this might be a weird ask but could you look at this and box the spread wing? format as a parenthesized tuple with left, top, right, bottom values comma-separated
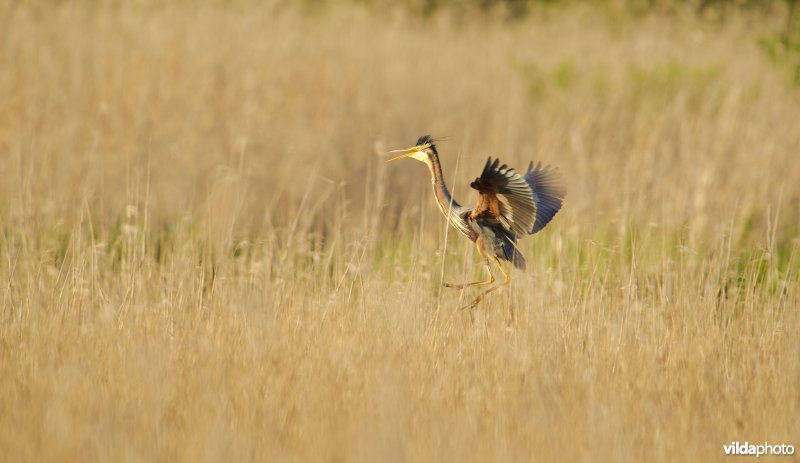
(524, 161, 567, 234)
(469, 157, 567, 236)
(469, 157, 537, 237)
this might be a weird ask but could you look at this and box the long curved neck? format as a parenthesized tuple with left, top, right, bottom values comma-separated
(427, 153, 460, 214)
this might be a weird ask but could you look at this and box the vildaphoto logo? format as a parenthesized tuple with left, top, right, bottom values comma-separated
(723, 441, 795, 458)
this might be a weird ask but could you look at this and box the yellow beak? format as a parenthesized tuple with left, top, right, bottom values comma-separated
(386, 146, 421, 163)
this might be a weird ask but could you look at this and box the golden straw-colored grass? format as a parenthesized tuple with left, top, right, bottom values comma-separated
(1, 2, 798, 461)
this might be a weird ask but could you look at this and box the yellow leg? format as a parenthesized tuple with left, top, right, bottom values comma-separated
(460, 257, 512, 311)
(442, 264, 494, 289)
(494, 257, 511, 284)
(443, 238, 495, 289)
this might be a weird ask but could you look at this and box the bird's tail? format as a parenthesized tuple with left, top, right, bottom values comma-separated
(501, 230, 527, 270)
(524, 162, 567, 234)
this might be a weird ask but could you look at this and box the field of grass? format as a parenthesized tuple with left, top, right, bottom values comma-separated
(1, 1, 798, 461)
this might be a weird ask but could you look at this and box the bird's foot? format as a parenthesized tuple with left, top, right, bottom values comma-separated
(442, 278, 494, 290)
(442, 282, 466, 289)
(459, 293, 485, 311)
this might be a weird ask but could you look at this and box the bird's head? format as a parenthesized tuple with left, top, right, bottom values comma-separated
(386, 135, 441, 164)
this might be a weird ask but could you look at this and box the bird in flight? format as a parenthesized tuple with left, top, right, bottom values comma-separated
(387, 135, 566, 309)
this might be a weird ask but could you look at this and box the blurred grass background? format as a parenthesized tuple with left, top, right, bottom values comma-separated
(0, 0, 798, 461)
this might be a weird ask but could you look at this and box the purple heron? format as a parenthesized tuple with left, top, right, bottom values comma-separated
(388, 135, 566, 309)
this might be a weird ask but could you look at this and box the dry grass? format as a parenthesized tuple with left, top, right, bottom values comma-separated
(1, 1, 799, 461)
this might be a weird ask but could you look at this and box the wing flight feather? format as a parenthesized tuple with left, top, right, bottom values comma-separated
(470, 157, 566, 236)
(469, 157, 537, 237)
